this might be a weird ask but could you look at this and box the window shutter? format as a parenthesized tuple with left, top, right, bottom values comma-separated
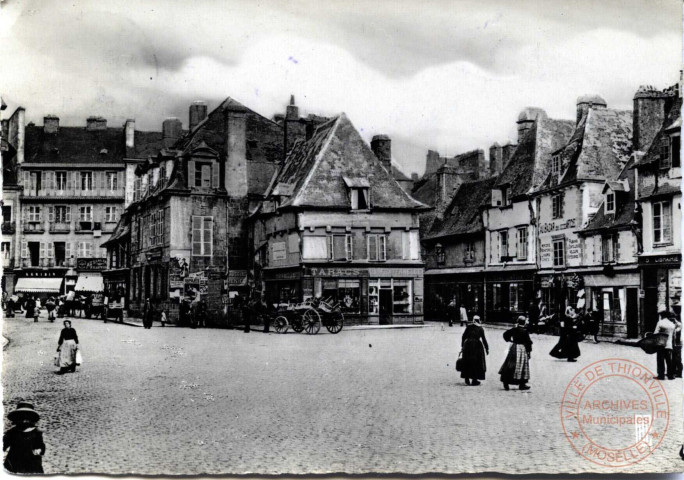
(38, 207, 43, 222)
(20, 240, 27, 259)
(65, 242, 72, 262)
(74, 171, 81, 191)
(48, 206, 54, 222)
(40, 241, 46, 260)
(23, 171, 30, 189)
(65, 206, 72, 223)
(21, 206, 27, 224)
(48, 242, 54, 258)
(401, 231, 409, 260)
(99, 171, 106, 190)
(212, 162, 219, 188)
(87, 242, 93, 258)
(560, 193, 565, 218)
(380, 236, 387, 261)
(188, 160, 195, 189)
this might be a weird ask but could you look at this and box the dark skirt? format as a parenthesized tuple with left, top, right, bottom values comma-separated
(499, 343, 530, 385)
(460, 338, 487, 380)
(550, 333, 581, 359)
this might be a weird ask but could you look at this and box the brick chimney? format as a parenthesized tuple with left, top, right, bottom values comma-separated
(502, 142, 517, 167)
(489, 142, 502, 177)
(124, 119, 135, 149)
(516, 107, 546, 143)
(86, 116, 107, 131)
(189, 101, 208, 131)
(371, 134, 392, 171)
(162, 117, 182, 148)
(44, 115, 59, 134)
(633, 86, 671, 152)
(576, 94, 607, 124)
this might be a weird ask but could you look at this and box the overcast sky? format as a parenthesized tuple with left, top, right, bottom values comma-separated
(1, 0, 680, 175)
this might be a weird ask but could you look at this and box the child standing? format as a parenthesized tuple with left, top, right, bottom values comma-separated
(3, 402, 46, 474)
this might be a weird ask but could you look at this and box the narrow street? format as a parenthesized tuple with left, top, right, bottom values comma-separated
(3, 315, 682, 475)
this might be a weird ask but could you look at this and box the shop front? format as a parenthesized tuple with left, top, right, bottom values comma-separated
(639, 254, 682, 333)
(485, 268, 535, 323)
(583, 271, 640, 338)
(14, 271, 65, 303)
(424, 269, 484, 322)
(263, 265, 424, 325)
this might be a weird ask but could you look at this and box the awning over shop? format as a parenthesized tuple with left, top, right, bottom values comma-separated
(15, 277, 63, 293)
(228, 270, 248, 287)
(75, 275, 104, 292)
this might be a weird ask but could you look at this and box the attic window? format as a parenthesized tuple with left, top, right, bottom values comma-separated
(351, 188, 369, 210)
(605, 192, 615, 214)
(343, 177, 371, 210)
(100, 148, 108, 155)
(501, 186, 509, 206)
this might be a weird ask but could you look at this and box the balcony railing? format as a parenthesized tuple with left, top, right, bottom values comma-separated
(2, 221, 15, 234)
(20, 258, 73, 268)
(22, 222, 45, 233)
(49, 223, 72, 233)
(23, 188, 124, 198)
(75, 221, 102, 233)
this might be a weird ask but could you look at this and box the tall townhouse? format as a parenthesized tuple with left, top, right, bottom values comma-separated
(483, 108, 574, 323)
(422, 176, 498, 321)
(631, 82, 682, 332)
(534, 96, 633, 330)
(577, 159, 640, 338)
(252, 114, 428, 325)
(5, 112, 160, 300)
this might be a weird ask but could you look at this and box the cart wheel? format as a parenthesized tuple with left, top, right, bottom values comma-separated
(274, 316, 289, 334)
(303, 308, 321, 335)
(291, 316, 305, 333)
(325, 311, 344, 334)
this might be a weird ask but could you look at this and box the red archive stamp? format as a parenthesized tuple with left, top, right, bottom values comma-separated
(560, 358, 670, 468)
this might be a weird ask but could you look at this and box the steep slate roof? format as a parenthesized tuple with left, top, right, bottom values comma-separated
(542, 108, 632, 190)
(266, 114, 427, 210)
(424, 176, 498, 240)
(495, 116, 574, 198)
(582, 157, 636, 233)
(130, 131, 164, 159)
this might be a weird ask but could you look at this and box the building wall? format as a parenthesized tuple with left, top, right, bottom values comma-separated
(582, 230, 638, 266)
(423, 236, 485, 270)
(641, 194, 682, 256)
(484, 199, 536, 267)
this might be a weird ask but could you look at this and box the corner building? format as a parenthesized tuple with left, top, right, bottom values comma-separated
(253, 114, 428, 325)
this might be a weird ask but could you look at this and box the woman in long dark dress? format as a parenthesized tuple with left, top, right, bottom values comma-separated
(24, 295, 35, 319)
(57, 320, 79, 374)
(460, 315, 489, 386)
(499, 316, 533, 390)
(550, 306, 581, 362)
(3, 402, 45, 474)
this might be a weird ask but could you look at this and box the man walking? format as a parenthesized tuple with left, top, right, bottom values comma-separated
(653, 309, 679, 380)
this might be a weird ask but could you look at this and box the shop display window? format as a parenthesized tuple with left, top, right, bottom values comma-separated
(393, 279, 412, 314)
(321, 278, 360, 313)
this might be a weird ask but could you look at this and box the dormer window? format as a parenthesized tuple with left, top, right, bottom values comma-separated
(552, 154, 562, 177)
(605, 192, 615, 214)
(501, 186, 509, 206)
(435, 243, 445, 264)
(350, 188, 369, 210)
(343, 177, 370, 211)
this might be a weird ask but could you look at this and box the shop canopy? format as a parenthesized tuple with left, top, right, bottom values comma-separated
(15, 277, 63, 293)
(75, 275, 104, 293)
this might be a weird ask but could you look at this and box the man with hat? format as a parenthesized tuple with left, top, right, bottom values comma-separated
(3, 401, 45, 473)
(653, 308, 679, 380)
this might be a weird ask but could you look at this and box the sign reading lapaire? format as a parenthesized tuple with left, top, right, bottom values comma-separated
(638, 254, 681, 265)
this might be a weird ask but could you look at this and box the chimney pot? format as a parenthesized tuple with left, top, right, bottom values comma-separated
(124, 119, 135, 149)
(44, 115, 59, 134)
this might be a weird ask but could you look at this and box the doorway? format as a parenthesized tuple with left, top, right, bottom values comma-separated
(626, 287, 639, 338)
(54, 242, 66, 267)
(379, 287, 392, 325)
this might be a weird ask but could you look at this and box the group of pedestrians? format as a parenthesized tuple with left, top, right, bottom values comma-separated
(458, 315, 532, 390)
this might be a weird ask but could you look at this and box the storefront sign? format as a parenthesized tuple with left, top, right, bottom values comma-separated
(540, 243, 552, 263)
(266, 271, 301, 281)
(271, 242, 287, 261)
(169, 280, 184, 289)
(638, 254, 682, 265)
(305, 267, 369, 277)
(145, 249, 163, 261)
(368, 267, 424, 278)
(567, 238, 580, 260)
(76, 258, 107, 271)
(539, 218, 576, 234)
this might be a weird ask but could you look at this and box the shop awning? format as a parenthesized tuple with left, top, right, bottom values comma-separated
(15, 277, 63, 293)
(75, 275, 104, 292)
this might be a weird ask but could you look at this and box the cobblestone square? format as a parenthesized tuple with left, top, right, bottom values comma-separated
(3, 316, 682, 475)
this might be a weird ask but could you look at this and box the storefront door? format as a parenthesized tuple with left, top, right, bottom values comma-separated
(379, 288, 392, 324)
(626, 287, 638, 338)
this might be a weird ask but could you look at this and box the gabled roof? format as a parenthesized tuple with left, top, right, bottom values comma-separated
(582, 157, 636, 233)
(542, 108, 632, 190)
(495, 116, 574, 198)
(265, 114, 427, 210)
(424, 176, 498, 240)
